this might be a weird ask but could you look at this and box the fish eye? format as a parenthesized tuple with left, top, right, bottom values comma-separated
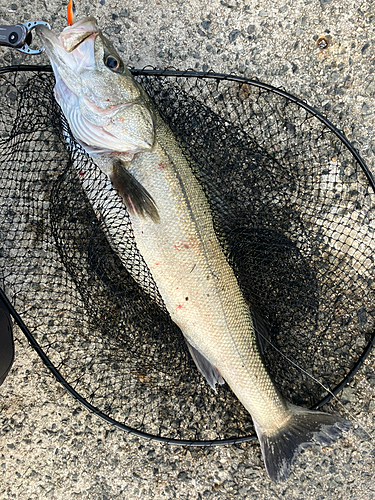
(104, 55, 122, 72)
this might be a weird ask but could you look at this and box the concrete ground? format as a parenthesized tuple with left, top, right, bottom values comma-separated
(0, 0, 375, 499)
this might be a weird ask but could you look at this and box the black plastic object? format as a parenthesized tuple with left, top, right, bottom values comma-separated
(0, 25, 27, 49)
(0, 65, 374, 445)
(0, 296, 14, 386)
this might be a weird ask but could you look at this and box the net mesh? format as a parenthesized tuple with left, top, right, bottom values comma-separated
(0, 68, 374, 442)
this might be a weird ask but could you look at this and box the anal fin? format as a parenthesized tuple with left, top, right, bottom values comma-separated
(185, 339, 224, 391)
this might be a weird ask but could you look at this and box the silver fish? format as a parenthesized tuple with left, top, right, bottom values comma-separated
(38, 17, 351, 482)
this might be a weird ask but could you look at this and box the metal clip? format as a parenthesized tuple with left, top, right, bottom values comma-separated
(18, 21, 51, 55)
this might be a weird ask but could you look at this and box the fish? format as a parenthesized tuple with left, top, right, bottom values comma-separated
(37, 16, 351, 482)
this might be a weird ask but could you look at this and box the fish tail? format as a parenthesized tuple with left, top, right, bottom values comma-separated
(254, 403, 351, 482)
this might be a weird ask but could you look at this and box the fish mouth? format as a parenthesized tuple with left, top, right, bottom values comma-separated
(37, 17, 100, 107)
(38, 17, 100, 79)
(38, 16, 98, 54)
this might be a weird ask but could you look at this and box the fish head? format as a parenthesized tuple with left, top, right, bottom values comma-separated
(38, 18, 155, 154)
(38, 17, 137, 107)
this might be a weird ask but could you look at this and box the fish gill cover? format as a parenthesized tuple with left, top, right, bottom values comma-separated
(0, 67, 374, 443)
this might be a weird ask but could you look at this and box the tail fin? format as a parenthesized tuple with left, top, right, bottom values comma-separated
(254, 404, 352, 482)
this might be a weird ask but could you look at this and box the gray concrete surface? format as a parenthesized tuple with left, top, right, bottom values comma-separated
(0, 0, 375, 499)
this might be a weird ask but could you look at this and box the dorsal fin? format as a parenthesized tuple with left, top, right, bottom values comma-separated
(250, 306, 270, 354)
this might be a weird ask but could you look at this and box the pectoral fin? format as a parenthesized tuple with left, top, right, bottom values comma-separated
(109, 159, 160, 223)
(185, 339, 224, 391)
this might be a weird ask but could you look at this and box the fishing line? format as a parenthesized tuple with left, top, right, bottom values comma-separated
(258, 330, 375, 447)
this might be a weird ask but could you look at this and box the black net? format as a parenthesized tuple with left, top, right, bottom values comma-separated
(0, 67, 374, 443)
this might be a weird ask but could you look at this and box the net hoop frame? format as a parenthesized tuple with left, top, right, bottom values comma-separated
(0, 64, 374, 446)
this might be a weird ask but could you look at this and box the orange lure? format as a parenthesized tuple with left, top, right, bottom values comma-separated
(67, 0, 76, 26)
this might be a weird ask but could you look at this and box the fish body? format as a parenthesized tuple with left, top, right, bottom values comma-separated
(38, 18, 351, 481)
(120, 116, 290, 431)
